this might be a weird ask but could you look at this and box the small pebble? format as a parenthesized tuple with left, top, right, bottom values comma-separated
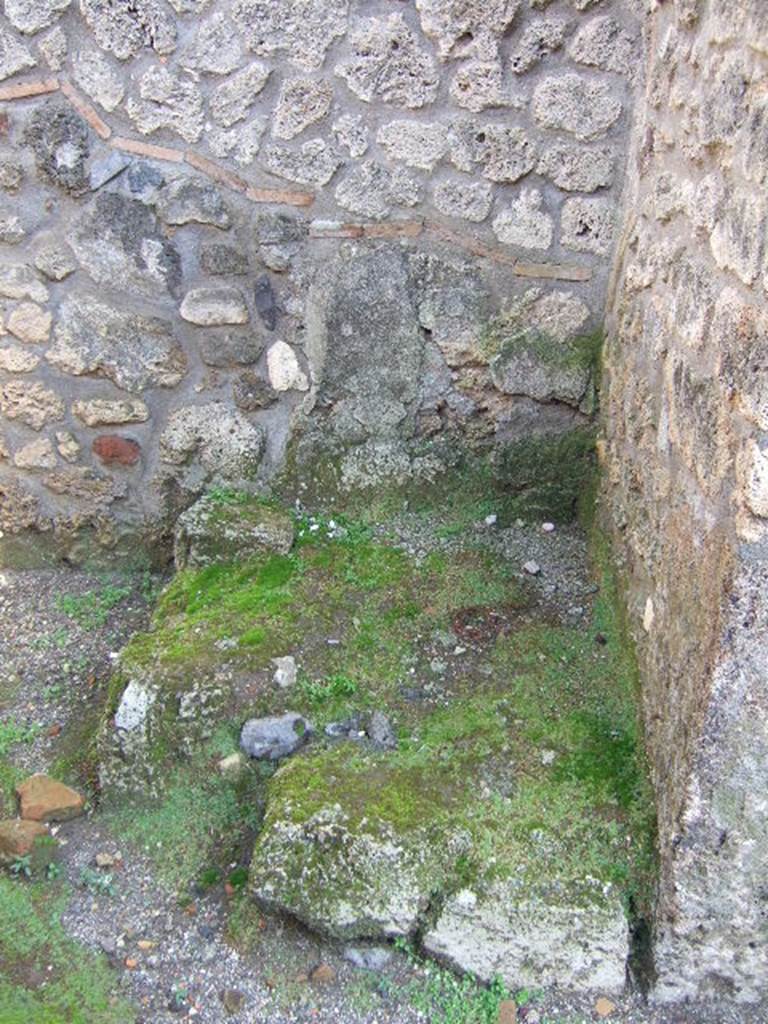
(541, 522, 555, 533)
(484, 514, 498, 526)
(523, 560, 541, 576)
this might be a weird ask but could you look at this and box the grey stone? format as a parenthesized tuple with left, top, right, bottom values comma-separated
(538, 143, 614, 192)
(262, 139, 340, 188)
(0, 161, 23, 193)
(200, 244, 249, 276)
(72, 48, 124, 111)
(210, 63, 270, 128)
(72, 398, 149, 427)
(0, 265, 48, 302)
(157, 177, 230, 229)
(179, 12, 243, 75)
(5, 0, 70, 36)
(7, 302, 52, 342)
(0, 24, 35, 79)
(255, 212, 307, 246)
(343, 946, 393, 971)
(335, 162, 421, 220)
(209, 118, 266, 166)
(449, 59, 508, 113)
(70, 192, 181, 297)
(481, 125, 538, 183)
(0, 213, 26, 245)
(232, 0, 348, 72)
(366, 711, 397, 751)
(24, 101, 90, 196)
(159, 402, 265, 487)
(490, 336, 591, 408)
(532, 73, 622, 141)
(416, 0, 523, 61)
(253, 275, 279, 331)
(37, 24, 67, 69)
(492, 189, 553, 250)
(432, 180, 492, 222)
(0, 345, 40, 373)
(0, 380, 64, 431)
(332, 114, 369, 158)
(48, 294, 186, 391)
(125, 160, 165, 201)
(376, 121, 447, 171)
(560, 197, 616, 255)
(80, 0, 176, 60)
(233, 371, 277, 412)
(568, 15, 637, 76)
(13, 437, 57, 469)
(174, 493, 295, 570)
(34, 246, 76, 281)
(272, 656, 297, 689)
(336, 14, 439, 109)
(273, 78, 334, 140)
(88, 149, 129, 190)
(127, 66, 204, 143)
(510, 18, 568, 73)
(423, 878, 629, 992)
(240, 713, 312, 760)
(198, 328, 264, 367)
(180, 287, 249, 327)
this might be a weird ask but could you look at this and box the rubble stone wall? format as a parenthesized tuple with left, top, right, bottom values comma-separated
(602, 0, 768, 1002)
(0, 0, 640, 563)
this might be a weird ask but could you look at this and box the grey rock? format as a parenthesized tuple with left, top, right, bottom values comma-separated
(0, 264, 48, 302)
(492, 189, 553, 250)
(560, 197, 616, 255)
(423, 878, 629, 992)
(233, 371, 277, 411)
(0, 161, 23, 193)
(88, 149, 129, 190)
(272, 656, 297, 690)
(72, 48, 124, 111)
(332, 114, 369, 158)
(0, 380, 64, 430)
(253, 275, 279, 331)
(366, 711, 397, 751)
(449, 59, 508, 113)
(262, 139, 340, 188)
(343, 946, 393, 971)
(376, 121, 447, 171)
(232, 0, 348, 72)
(510, 18, 568, 73)
(48, 294, 186, 391)
(71, 192, 181, 297)
(432, 180, 492, 222)
(532, 73, 622, 141)
(180, 287, 249, 326)
(208, 118, 266, 166)
(0, 24, 35, 79)
(568, 15, 637, 76)
(336, 14, 439, 109)
(179, 12, 242, 75)
(174, 493, 295, 570)
(127, 66, 204, 144)
(37, 24, 67, 69)
(335, 161, 421, 220)
(24, 101, 90, 196)
(125, 160, 165, 201)
(200, 244, 249, 276)
(255, 212, 307, 246)
(34, 245, 77, 281)
(198, 328, 264, 367)
(209, 63, 270, 128)
(416, 0, 522, 61)
(273, 78, 334, 140)
(5, 0, 70, 35)
(157, 177, 230, 229)
(491, 333, 589, 407)
(80, 0, 176, 60)
(538, 143, 614, 192)
(0, 213, 26, 244)
(159, 402, 265, 487)
(240, 713, 312, 760)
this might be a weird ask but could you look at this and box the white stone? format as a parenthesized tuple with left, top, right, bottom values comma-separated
(267, 341, 309, 392)
(114, 680, 157, 733)
(210, 63, 270, 127)
(742, 440, 768, 519)
(492, 189, 553, 250)
(332, 114, 369, 157)
(13, 437, 56, 470)
(433, 180, 493, 222)
(0, 345, 40, 372)
(72, 398, 150, 427)
(7, 302, 52, 343)
(376, 121, 448, 171)
(523, 560, 541, 575)
(561, 197, 616, 255)
(5, 0, 70, 35)
(272, 655, 297, 689)
(180, 287, 249, 326)
(72, 48, 124, 112)
(273, 78, 334, 140)
(0, 266, 48, 303)
(532, 73, 622, 141)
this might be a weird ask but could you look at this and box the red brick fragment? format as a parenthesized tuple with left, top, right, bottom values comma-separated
(92, 436, 141, 467)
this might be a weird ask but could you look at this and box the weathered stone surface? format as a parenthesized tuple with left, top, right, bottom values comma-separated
(72, 398, 149, 427)
(449, 59, 507, 113)
(0, 345, 40, 373)
(273, 78, 333, 140)
(0, 380, 64, 430)
(16, 773, 85, 822)
(433, 180, 492, 222)
(72, 47, 124, 111)
(179, 12, 242, 74)
(335, 162, 421, 220)
(416, 0, 523, 61)
(233, 371, 277, 411)
(568, 15, 637, 76)
(492, 189, 553, 250)
(263, 139, 340, 188)
(266, 340, 308, 392)
(423, 878, 629, 992)
(532, 74, 622, 141)
(332, 114, 369, 157)
(159, 402, 265, 486)
(180, 286, 249, 326)
(0, 24, 35, 79)
(490, 338, 590, 407)
(5, 0, 70, 35)
(0, 212, 26, 246)
(336, 14, 439, 109)
(241, 713, 312, 760)
(210, 62, 270, 127)
(71, 193, 181, 298)
(199, 329, 264, 368)
(174, 493, 295, 569)
(80, 0, 176, 60)
(561, 197, 616, 255)
(233, 0, 348, 72)
(538, 144, 614, 192)
(209, 118, 266, 166)
(127, 66, 204, 143)
(92, 435, 141, 466)
(34, 245, 77, 282)
(48, 294, 185, 391)
(157, 177, 230, 229)
(510, 18, 568, 73)
(376, 121, 447, 171)
(38, 24, 67, 69)
(481, 126, 538, 183)
(0, 160, 23, 193)
(14, 437, 57, 469)
(25, 101, 90, 196)
(0, 266, 48, 303)
(56, 431, 80, 462)
(7, 303, 52, 343)
(199, 244, 249, 277)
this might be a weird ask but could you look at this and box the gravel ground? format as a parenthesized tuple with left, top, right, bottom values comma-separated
(1, 532, 766, 1024)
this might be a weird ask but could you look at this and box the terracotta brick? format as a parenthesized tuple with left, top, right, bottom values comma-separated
(92, 435, 141, 467)
(364, 220, 424, 239)
(309, 221, 364, 239)
(111, 136, 184, 163)
(59, 80, 111, 140)
(0, 77, 59, 102)
(513, 262, 592, 282)
(427, 224, 519, 267)
(184, 150, 248, 193)
(245, 185, 314, 208)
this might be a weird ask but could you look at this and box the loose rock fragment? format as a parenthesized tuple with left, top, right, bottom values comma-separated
(240, 713, 312, 760)
(16, 773, 85, 822)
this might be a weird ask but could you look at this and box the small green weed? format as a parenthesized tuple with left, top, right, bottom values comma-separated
(9, 856, 31, 880)
(298, 672, 358, 705)
(0, 719, 41, 757)
(56, 581, 131, 630)
(397, 940, 510, 1024)
(79, 867, 115, 898)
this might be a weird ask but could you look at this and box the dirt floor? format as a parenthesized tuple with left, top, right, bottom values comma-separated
(0, 526, 766, 1024)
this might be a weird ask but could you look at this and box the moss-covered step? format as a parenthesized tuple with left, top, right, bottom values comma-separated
(174, 491, 295, 570)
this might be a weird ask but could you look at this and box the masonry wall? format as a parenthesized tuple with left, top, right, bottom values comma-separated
(602, 0, 768, 1002)
(0, 0, 640, 564)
